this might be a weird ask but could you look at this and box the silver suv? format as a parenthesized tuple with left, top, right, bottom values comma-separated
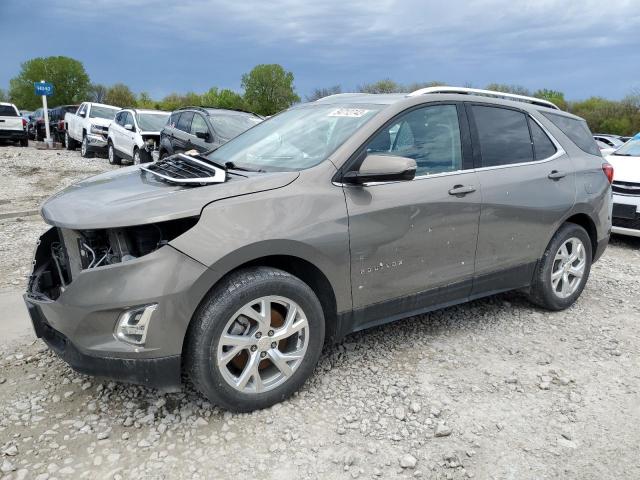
(25, 87, 612, 412)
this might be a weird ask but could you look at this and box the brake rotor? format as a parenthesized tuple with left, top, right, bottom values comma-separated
(230, 303, 288, 371)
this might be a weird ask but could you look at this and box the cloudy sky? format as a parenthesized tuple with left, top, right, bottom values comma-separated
(1, 0, 639, 100)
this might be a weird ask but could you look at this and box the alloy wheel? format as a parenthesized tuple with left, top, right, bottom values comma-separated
(108, 145, 114, 163)
(551, 237, 586, 299)
(216, 295, 309, 394)
(134, 150, 140, 164)
(81, 138, 87, 156)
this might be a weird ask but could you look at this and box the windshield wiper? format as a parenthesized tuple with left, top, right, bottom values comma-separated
(224, 161, 265, 173)
(612, 153, 632, 156)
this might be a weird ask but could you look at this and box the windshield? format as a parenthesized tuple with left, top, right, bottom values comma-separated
(210, 114, 262, 141)
(137, 112, 169, 131)
(90, 106, 119, 120)
(613, 139, 640, 157)
(207, 104, 383, 171)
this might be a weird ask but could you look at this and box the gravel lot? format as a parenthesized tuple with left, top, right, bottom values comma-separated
(1, 144, 639, 479)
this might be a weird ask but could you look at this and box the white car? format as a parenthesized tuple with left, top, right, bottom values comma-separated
(107, 109, 169, 165)
(595, 139, 616, 157)
(64, 102, 120, 157)
(0, 102, 28, 146)
(606, 136, 640, 237)
(594, 134, 625, 149)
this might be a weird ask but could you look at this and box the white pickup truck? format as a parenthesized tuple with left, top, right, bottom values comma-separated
(0, 102, 28, 147)
(64, 102, 120, 158)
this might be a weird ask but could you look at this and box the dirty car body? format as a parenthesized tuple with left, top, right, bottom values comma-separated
(25, 88, 612, 405)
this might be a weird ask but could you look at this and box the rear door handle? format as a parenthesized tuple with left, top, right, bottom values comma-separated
(548, 170, 566, 180)
(448, 185, 476, 196)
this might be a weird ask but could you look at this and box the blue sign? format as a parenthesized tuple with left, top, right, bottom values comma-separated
(34, 82, 54, 96)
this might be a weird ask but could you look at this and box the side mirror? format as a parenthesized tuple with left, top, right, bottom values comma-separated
(124, 124, 134, 131)
(343, 154, 416, 184)
(195, 130, 210, 141)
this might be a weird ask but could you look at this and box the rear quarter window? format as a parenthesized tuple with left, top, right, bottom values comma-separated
(541, 112, 600, 156)
(0, 105, 18, 116)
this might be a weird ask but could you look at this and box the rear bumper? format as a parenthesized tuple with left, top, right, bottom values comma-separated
(0, 129, 27, 140)
(25, 300, 181, 389)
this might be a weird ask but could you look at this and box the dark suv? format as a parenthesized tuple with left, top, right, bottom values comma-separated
(49, 105, 79, 143)
(158, 106, 262, 158)
(27, 108, 48, 141)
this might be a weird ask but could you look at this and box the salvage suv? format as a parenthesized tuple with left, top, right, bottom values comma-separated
(25, 87, 612, 412)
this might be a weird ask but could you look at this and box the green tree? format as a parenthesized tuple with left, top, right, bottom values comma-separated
(357, 79, 402, 94)
(533, 89, 568, 110)
(104, 83, 136, 108)
(9, 56, 91, 109)
(0, 88, 8, 102)
(241, 64, 300, 115)
(88, 83, 108, 103)
(485, 83, 531, 96)
(306, 85, 342, 102)
(137, 92, 160, 109)
(404, 81, 446, 92)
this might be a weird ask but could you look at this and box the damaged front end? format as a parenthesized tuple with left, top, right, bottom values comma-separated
(141, 134, 160, 154)
(28, 217, 198, 300)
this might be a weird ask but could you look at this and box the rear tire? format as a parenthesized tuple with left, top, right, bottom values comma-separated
(185, 267, 325, 412)
(65, 131, 76, 150)
(19, 138, 28, 147)
(527, 223, 592, 311)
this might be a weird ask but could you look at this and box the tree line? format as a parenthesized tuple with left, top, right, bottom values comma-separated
(1, 56, 639, 135)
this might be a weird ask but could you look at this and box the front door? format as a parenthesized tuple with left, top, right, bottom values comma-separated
(343, 103, 481, 328)
(466, 103, 576, 294)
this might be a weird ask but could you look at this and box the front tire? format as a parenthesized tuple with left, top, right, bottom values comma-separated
(19, 138, 28, 147)
(81, 136, 94, 158)
(108, 142, 121, 165)
(528, 223, 592, 311)
(185, 267, 325, 412)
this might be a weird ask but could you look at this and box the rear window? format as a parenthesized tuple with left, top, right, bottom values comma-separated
(529, 120, 557, 160)
(472, 105, 533, 167)
(209, 113, 262, 141)
(542, 112, 600, 156)
(0, 105, 18, 116)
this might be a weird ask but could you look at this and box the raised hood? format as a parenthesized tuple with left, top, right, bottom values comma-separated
(41, 165, 299, 229)
(606, 154, 640, 183)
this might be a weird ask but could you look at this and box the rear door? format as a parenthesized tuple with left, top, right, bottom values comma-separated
(111, 111, 125, 152)
(173, 112, 194, 152)
(467, 103, 576, 295)
(344, 103, 481, 327)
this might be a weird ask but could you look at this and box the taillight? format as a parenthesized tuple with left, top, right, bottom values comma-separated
(58, 120, 64, 129)
(22, 118, 27, 129)
(602, 163, 614, 184)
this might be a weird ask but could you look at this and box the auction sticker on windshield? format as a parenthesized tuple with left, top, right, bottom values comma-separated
(328, 108, 371, 118)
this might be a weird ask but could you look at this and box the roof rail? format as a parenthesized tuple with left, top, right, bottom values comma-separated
(407, 86, 560, 110)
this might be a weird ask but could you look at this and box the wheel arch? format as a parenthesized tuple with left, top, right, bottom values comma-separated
(563, 213, 597, 258)
(182, 252, 341, 361)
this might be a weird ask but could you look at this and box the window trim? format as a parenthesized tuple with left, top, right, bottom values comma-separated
(333, 101, 473, 184)
(465, 102, 565, 172)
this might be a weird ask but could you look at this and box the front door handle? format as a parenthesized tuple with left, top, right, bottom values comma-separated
(548, 170, 566, 180)
(448, 185, 476, 196)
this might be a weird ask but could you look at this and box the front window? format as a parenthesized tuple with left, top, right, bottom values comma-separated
(207, 104, 383, 171)
(90, 106, 119, 120)
(612, 139, 640, 157)
(136, 112, 169, 131)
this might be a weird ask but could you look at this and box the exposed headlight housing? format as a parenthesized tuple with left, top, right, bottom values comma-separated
(90, 124, 103, 134)
(115, 304, 157, 345)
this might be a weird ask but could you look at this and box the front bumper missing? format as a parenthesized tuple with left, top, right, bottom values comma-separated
(25, 228, 213, 388)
